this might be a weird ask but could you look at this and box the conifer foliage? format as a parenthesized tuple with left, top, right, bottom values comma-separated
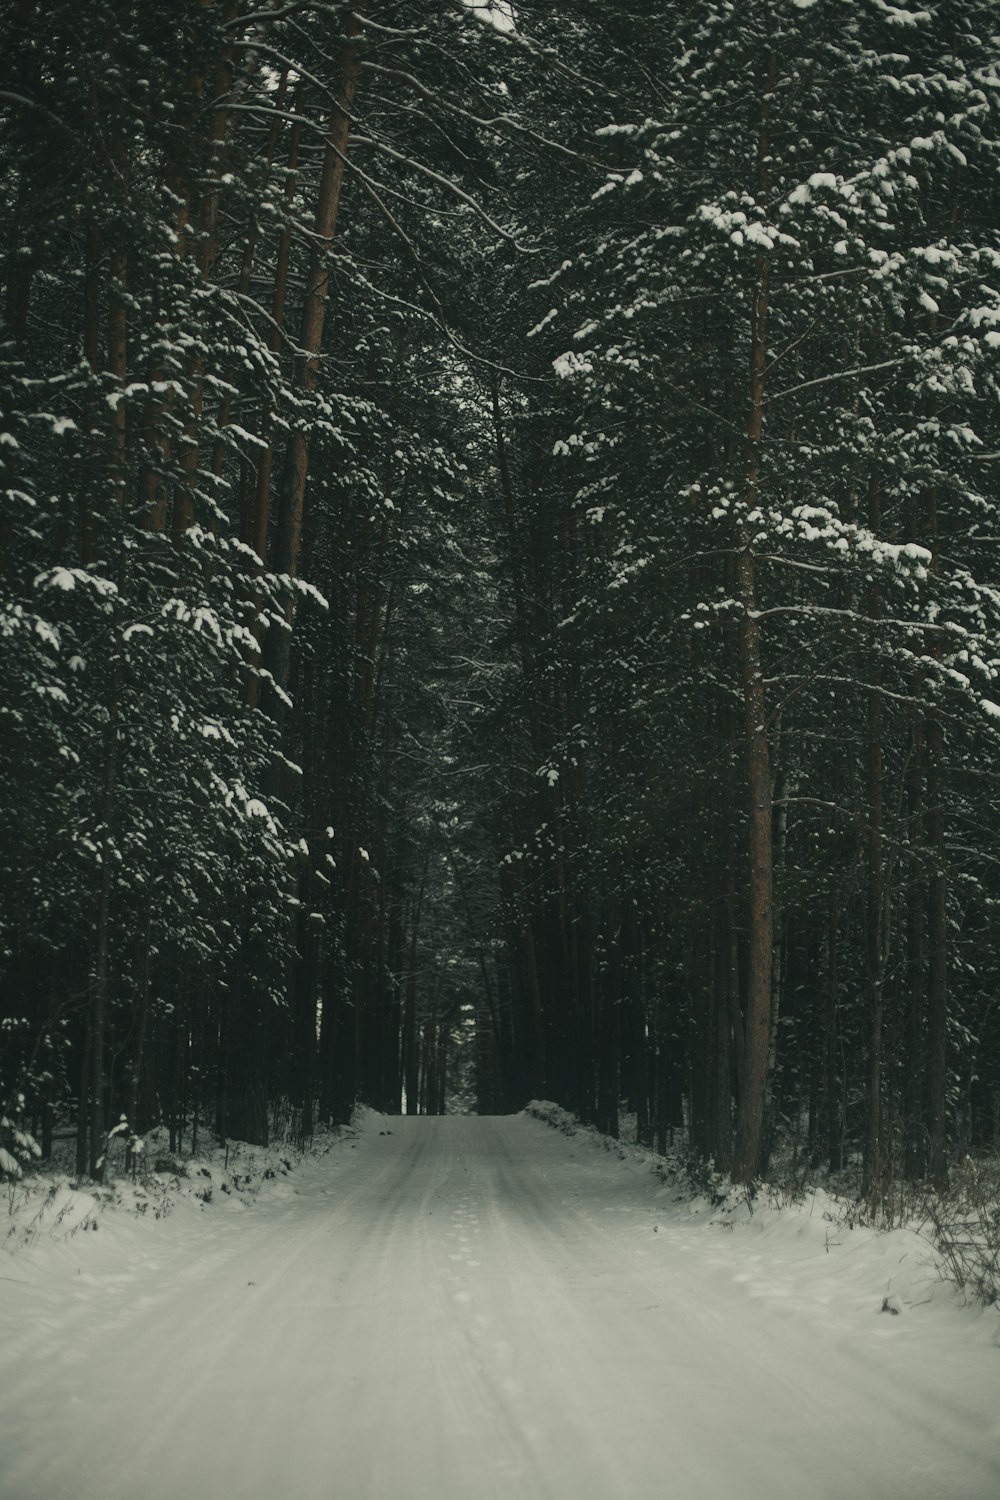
(1, 0, 999, 1196)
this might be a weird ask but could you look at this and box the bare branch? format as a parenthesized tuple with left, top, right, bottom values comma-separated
(771, 357, 912, 403)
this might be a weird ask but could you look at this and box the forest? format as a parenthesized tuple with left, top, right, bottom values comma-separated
(2, 0, 999, 1200)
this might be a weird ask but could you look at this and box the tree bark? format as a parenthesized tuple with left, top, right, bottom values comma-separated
(862, 688, 884, 1202)
(261, 17, 363, 712)
(825, 893, 843, 1172)
(731, 250, 773, 1184)
(927, 715, 949, 1190)
(905, 718, 927, 1178)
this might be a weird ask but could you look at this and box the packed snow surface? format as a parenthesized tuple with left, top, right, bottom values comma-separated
(2, 1112, 998, 1500)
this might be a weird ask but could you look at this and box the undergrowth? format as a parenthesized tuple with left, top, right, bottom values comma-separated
(526, 1100, 1000, 1306)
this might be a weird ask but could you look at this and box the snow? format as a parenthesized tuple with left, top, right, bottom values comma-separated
(33, 619, 60, 650)
(34, 567, 118, 598)
(744, 222, 775, 250)
(1, 1112, 997, 1500)
(553, 349, 594, 379)
(789, 172, 840, 204)
(528, 259, 572, 291)
(527, 308, 558, 338)
(460, 0, 516, 34)
(873, 2, 931, 26)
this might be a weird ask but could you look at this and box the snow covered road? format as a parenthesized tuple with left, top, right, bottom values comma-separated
(2, 1113, 998, 1500)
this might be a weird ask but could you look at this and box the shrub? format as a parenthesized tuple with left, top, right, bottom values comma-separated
(920, 1156, 1000, 1306)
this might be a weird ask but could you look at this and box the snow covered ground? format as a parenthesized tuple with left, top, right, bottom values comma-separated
(1, 1109, 997, 1500)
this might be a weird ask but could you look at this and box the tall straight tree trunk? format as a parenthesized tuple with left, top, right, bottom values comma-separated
(172, 0, 240, 541)
(262, 16, 363, 712)
(714, 904, 733, 1172)
(520, 913, 546, 1101)
(862, 466, 886, 1203)
(126, 922, 153, 1136)
(242, 76, 305, 564)
(212, 66, 292, 482)
(225, 917, 270, 1146)
(81, 218, 102, 565)
(76, 1024, 91, 1181)
(137, 17, 207, 532)
(862, 694, 885, 1202)
(723, 775, 746, 1123)
(905, 717, 927, 1178)
(731, 248, 773, 1184)
(89, 852, 112, 1181)
(825, 893, 843, 1172)
(491, 376, 535, 684)
(730, 29, 777, 1183)
(3, 165, 36, 348)
(436, 1024, 448, 1117)
(290, 870, 320, 1142)
(927, 715, 949, 1190)
(401, 857, 428, 1114)
(88, 234, 128, 1183)
(691, 919, 713, 1160)
(595, 902, 621, 1139)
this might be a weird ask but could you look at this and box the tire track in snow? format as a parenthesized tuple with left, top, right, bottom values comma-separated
(2, 1114, 998, 1500)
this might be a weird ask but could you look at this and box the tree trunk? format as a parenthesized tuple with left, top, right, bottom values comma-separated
(714, 905, 733, 1172)
(927, 715, 949, 1190)
(862, 689, 885, 1202)
(261, 18, 363, 713)
(825, 894, 843, 1173)
(126, 923, 153, 1136)
(242, 76, 305, 565)
(731, 250, 773, 1184)
(905, 718, 927, 1178)
(87, 228, 128, 1183)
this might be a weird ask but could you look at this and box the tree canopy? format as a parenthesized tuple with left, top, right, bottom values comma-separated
(2, 0, 999, 1198)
